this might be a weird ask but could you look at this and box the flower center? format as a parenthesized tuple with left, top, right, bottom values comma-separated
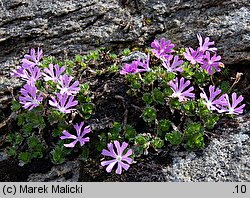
(206, 100, 212, 108)
(59, 107, 66, 113)
(61, 87, 68, 94)
(228, 107, 234, 114)
(116, 156, 122, 161)
(32, 99, 39, 105)
(172, 91, 181, 98)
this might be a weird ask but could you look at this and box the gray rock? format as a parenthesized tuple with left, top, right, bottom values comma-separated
(28, 160, 81, 182)
(0, 151, 8, 161)
(0, 0, 249, 72)
(122, 51, 147, 62)
(163, 113, 250, 181)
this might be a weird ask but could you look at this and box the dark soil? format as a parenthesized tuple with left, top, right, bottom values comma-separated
(79, 153, 171, 182)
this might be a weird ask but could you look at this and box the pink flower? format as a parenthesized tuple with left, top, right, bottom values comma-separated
(218, 93, 245, 115)
(120, 54, 150, 75)
(49, 93, 78, 114)
(22, 48, 43, 69)
(201, 51, 221, 75)
(19, 84, 43, 110)
(168, 77, 195, 102)
(60, 122, 91, 148)
(183, 47, 204, 65)
(12, 66, 41, 86)
(151, 38, 174, 59)
(162, 55, 184, 73)
(57, 74, 80, 95)
(197, 33, 217, 52)
(43, 64, 65, 82)
(101, 141, 133, 174)
(200, 85, 224, 111)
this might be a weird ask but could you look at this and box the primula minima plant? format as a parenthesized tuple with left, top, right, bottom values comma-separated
(121, 33, 245, 153)
(9, 33, 246, 175)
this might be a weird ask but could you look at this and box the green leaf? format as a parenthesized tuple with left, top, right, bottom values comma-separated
(32, 151, 43, 159)
(6, 133, 23, 146)
(125, 125, 137, 141)
(152, 88, 164, 104)
(151, 137, 164, 149)
(80, 83, 89, 94)
(183, 101, 196, 115)
(6, 133, 15, 143)
(135, 135, 147, 145)
(80, 147, 89, 161)
(109, 53, 118, 60)
(131, 81, 141, 90)
(143, 71, 157, 85)
(96, 140, 107, 152)
(88, 50, 99, 60)
(51, 145, 66, 165)
(163, 87, 173, 97)
(7, 147, 17, 157)
(75, 54, 82, 63)
(66, 67, 73, 76)
(142, 106, 156, 124)
(185, 133, 205, 150)
(109, 122, 121, 141)
(158, 119, 171, 136)
(204, 114, 219, 129)
(165, 131, 182, 146)
(23, 123, 33, 136)
(11, 101, 21, 111)
(28, 136, 40, 149)
(15, 134, 23, 146)
(184, 122, 205, 150)
(17, 114, 25, 126)
(220, 81, 230, 94)
(163, 72, 175, 82)
(123, 48, 131, 56)
(183, 63, 194, 78)
(52, 129, 62, 138)
(64, 59, 75, 68)
(80, 103, 94, 119)
(142, 93, 153, 105)
(27, 136, 45, 155)
(19, 152, 32, 164)
(107, 64, 119, 73)
(171, 98, 181, 109)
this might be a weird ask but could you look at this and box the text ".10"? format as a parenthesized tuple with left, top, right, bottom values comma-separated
(234, 185, 247, 194)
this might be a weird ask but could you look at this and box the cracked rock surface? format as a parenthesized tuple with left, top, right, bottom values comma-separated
(163, 113, 250, 182)
(0, 0, 249, 70)
(0, 0, 249, 96)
